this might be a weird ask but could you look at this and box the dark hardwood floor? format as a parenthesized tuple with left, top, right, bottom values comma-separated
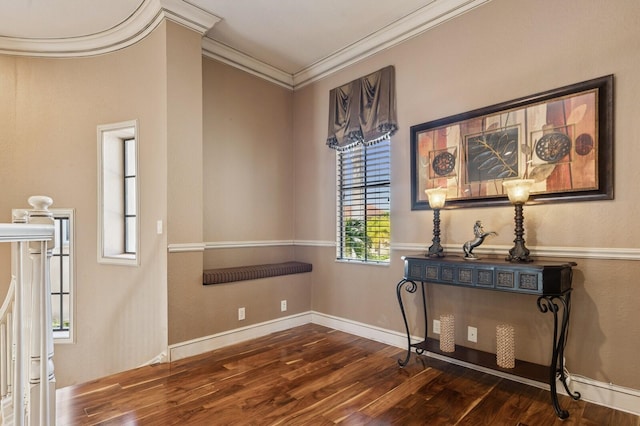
(56, 324, 639, 425)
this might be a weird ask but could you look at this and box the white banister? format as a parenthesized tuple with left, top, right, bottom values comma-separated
(27, 196, 55, 426)
(0, 197, 55, 426)
(0, 280, 14, 398)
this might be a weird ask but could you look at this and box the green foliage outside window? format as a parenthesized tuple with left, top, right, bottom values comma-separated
(344, 213, 390, 262)
(367, 213, 390, 261)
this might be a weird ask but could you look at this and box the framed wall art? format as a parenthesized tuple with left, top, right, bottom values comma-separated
(410, 75, 613, 210)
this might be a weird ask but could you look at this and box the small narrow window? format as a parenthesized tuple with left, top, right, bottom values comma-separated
(51, 211, 74, 342)
(124, 138, 137, 254)
(13, 208, 75, 342)
(97, 120, 139, 265)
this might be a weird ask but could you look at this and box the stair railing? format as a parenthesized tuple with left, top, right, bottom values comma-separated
(0, 196, 56, 426)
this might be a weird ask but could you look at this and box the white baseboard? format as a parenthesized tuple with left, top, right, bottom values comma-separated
(569, 375, 640, 416)
(310, 311, 410, 348)
(140, 351, 167, 367)
(168, 311, 640, 416)
(168, 312, 312, 361)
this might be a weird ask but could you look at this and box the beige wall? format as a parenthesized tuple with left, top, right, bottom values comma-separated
(293, 0, 640, 389)
(166, 23, 204, 246)
(202, 59, 294, 244)
(166, 58, 311, 345)
(164, 22, 205, 346)
(0, 23, 174, 387)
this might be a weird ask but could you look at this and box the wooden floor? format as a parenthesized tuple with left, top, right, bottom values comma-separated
(56, 324, 639, 425)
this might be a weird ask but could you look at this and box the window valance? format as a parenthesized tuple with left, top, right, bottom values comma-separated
(326, 65, 398, 150)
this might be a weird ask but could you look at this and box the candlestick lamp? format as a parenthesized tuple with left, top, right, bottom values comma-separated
(503, 179, 534, 262)
(425, 187, 447, 257)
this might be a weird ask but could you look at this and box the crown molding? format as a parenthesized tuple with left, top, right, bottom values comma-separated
(161, 0, 220, 34)
(292, 0, 490, 89)
(0, 0, 219, 58)
(0, 0, 487, 88)
(201, 38, 295, 90)
(201, 0, 490, 90)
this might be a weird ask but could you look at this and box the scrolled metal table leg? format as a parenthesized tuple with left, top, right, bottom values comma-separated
(556, 291, 581, 401)
(414, 282, 428, 356)
(396, 279, 417, 367)
(537, 291, 581, 419)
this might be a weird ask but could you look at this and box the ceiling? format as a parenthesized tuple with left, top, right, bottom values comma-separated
(0, 0, 489, 89)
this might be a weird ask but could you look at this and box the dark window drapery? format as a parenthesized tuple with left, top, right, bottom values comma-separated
(326, 65, 398, 150)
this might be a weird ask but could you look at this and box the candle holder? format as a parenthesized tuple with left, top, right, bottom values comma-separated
(425, 188, 447, 257)
(496, 324, 516, 368)
(503, 179, 534, 263)
(440, 314, 455, 353)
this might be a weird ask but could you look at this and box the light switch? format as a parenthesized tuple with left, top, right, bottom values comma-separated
(156, 220, 163, 235)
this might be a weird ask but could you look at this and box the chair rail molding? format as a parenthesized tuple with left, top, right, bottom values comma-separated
(167, 240, 640, 260)
(392, 243, 640, 261)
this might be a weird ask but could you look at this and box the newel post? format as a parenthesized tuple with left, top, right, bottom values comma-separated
(26, 196, 56, 426)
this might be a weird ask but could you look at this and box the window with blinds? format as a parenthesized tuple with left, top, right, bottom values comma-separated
(337, 139, 391, 263)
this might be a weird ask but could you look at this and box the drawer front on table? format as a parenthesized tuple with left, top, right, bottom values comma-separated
(404, 259, 544, 294)
(495, 269, 542, 293)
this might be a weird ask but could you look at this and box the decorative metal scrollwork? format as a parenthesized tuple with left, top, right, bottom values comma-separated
(398, 279, 418, 295)
(537, 292, 581, 419)
(432, 151, 456, 176)
(535, 132, 571, 162)
(536, 295, 560, 314)
(396, 279, 419, 366)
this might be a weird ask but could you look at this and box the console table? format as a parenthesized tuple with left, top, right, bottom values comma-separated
(396, 255, 581, 419)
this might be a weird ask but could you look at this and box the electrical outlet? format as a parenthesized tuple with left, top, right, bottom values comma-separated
(468, 326, 477, 343)
(280, 300, 287, 312)
(433, 319, 441, 334)
(238, 307, 245, 321)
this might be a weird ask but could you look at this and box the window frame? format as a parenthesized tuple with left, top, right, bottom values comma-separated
(336, 139, 391, 264)
(123, 137, 137, 255)
(97, 120, 139, 266)
(51, 210, 75, 343)
(12, 208, 75, 342)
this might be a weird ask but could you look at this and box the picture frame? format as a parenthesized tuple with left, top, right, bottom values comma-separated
(410, 75, 613, 210)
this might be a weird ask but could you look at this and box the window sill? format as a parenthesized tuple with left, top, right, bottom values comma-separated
(53, 330, 72, 343)
(99, 253, 138, 266)
(335, 259, 390, 266)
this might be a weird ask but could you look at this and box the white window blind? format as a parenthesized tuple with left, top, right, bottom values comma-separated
(337, 139, 391, 263)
